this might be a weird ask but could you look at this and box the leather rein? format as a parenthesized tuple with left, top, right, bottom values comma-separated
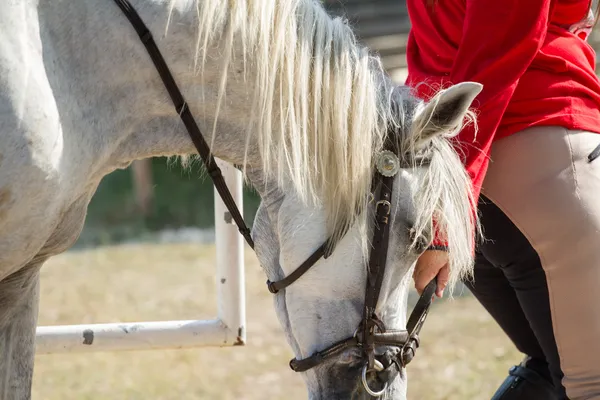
(112, 0, 437, 396)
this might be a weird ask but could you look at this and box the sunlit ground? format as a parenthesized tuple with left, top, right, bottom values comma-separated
(33, 243, 521, 400)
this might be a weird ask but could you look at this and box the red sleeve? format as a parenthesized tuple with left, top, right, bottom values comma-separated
(431, 0, 555, 248)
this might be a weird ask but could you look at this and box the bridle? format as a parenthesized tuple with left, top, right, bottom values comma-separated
(112, 0, 438, 396)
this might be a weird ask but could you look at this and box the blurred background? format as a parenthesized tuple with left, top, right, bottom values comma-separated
(32, 1, 600, 399)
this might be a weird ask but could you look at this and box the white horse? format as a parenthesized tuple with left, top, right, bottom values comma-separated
(0, 0, 481, 398)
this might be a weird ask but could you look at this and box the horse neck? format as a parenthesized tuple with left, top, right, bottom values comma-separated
(35, 0, 256, 186)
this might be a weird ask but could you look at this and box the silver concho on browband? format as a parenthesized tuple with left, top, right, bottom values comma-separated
(376, 150, 400, 177)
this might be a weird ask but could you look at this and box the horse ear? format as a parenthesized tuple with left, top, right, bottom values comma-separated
(412, 82, 482, 147)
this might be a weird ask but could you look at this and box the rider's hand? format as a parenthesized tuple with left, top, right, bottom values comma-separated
(413, 250, 449, 298)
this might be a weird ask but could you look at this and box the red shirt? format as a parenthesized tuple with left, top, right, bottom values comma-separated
(405, 0, 600, 206)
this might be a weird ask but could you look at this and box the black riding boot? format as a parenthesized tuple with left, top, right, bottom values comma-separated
(491, 357, 560, 400)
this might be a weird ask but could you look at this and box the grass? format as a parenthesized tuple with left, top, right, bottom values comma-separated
(33, 243, 522, 400)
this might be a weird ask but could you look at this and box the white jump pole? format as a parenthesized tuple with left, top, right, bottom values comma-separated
(35, 159, 246, 354)
(214, 159, 246, 346)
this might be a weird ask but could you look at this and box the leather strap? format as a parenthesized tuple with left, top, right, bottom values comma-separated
(362, 174, 394, 369)
(289, 337, 360, 372)
(266, 242, 328, 293)
(112, 0, 254, 249)
(289, 329, 412, 373)
(406, 277, 436, 335)
(371, 330, 409, 346)
(370, 278, 436, 392)
(398, 277, 436, 366)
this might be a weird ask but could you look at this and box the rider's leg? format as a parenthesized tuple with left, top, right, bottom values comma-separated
(482, 126, 600, 400)
(465, 196, 562, 399)
(465, 249, 550, 380)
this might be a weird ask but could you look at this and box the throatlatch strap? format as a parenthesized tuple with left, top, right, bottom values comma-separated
(266, 243, 329, 293)
(112, 0, 254, 249)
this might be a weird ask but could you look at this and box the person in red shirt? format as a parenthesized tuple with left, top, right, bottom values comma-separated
(407, 0, 600, 398)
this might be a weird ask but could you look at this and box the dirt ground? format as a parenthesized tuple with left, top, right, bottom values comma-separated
(32, 243, 521, 400)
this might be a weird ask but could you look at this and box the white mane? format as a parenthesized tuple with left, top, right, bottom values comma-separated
(171, 0, 478, 287)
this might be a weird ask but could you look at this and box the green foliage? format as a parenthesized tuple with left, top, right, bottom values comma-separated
(77, 157, 261, 247)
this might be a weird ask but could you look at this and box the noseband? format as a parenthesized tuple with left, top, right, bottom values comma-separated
(113, 1, 438, 396)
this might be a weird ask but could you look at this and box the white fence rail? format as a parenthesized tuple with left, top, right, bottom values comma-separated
(36, 159, 246, 354)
